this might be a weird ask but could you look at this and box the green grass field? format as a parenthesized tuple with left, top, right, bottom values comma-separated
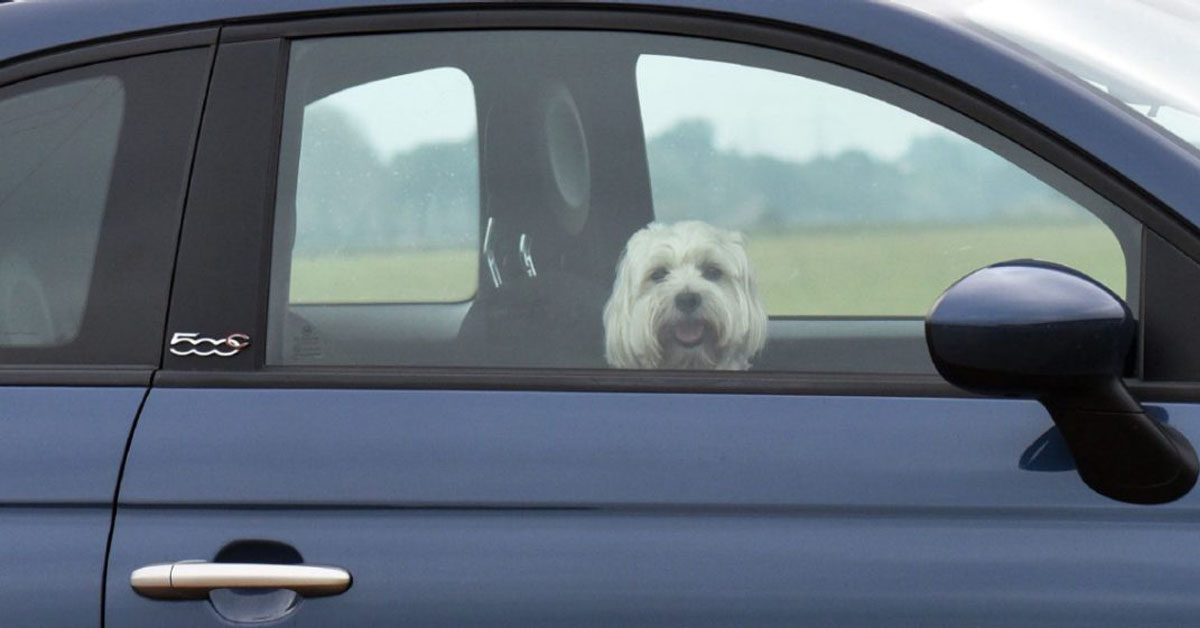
(747, 221, 1125, 315)
(291, 247, 479, 304)
(290, 221, 1126, 316)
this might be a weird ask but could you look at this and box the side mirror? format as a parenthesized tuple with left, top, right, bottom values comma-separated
(926, 260, 1198, 504)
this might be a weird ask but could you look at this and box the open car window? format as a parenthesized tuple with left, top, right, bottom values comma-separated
(267, 30, 1141, 372)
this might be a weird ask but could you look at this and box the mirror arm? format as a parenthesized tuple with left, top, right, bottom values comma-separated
(1041, 378, 1198, 504)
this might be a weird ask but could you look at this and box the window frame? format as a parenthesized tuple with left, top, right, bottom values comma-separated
(0, 34, 216, 384)
(158, 7, 1200, 399)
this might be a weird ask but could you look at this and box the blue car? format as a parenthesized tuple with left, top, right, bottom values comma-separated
(4, 0, 1200, 624)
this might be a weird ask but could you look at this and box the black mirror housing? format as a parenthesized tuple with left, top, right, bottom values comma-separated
(927, 260, 1197, 504)
(927, 260, 1134, 394)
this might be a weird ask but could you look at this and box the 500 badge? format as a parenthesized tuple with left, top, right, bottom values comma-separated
(169, 332, 251, 357)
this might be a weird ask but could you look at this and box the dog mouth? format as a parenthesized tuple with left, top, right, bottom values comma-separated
(669, 320, 708, 348)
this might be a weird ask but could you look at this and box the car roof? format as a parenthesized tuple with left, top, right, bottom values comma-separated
(0, 0, 950, 64)
(0, 0, 404, 61)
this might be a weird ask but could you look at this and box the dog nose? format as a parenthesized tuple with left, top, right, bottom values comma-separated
(675, 291, 701, 313)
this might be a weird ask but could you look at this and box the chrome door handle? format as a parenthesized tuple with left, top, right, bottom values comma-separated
(131, 561, 351, 599)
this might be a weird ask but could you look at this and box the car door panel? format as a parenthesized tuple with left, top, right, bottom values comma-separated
(108, 509, 1200, 624)
(0, 387, 146, 625)
(117, 389, 1125, 508)
(107, 388, 1200, 625)
(0, 510, 117, 625)
(0, 387, 144, 501)
(108, 508, 1200, 627)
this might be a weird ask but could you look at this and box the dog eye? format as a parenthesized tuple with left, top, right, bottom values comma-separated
(649, 268, 669, 282)
(701, 264, 724, 281)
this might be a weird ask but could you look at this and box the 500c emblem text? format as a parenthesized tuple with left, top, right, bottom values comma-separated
(169, 332, 251, 357)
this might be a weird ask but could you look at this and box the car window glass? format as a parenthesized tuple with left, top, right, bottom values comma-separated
(0, 77, 123, 347)
(268, 31, 1141, 373)
(288, 66, 478, 304)
(637, 54, 1127, 316)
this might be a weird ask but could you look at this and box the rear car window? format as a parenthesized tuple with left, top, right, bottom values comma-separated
(0, 77, 123, 346)
(287, 66, 478, 305)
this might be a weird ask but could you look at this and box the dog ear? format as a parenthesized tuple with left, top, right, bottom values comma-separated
(732, 231, 768, 362)
(604, 225, 669, 368)
(743, 273, 769, 362)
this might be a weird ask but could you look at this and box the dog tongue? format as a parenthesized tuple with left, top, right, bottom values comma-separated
(674, 321, 705, 346)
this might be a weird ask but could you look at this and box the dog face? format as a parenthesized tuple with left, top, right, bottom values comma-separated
(603, 220, 768, 370)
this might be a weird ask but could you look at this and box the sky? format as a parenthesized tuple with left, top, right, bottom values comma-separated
(634, 55, 952, 162)
(314, 66, 477, 161)
(315, 55, 956, 164)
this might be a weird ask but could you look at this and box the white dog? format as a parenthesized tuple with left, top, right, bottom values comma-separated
(603, 220, 768, 370)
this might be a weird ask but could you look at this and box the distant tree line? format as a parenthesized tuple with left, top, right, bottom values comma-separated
(292, 111, 1083, 256)
(293, 105, 478, 257)
(646, 119, 1081, 230)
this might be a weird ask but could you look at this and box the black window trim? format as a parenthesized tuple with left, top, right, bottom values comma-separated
(157, 6, 1200, 399)
(150, 366, 1200, 406)
(0, 39, 217, 385)
(0, 28, 218, 88)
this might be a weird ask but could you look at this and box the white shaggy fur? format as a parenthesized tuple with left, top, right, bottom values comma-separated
(603, 221, 768, 370)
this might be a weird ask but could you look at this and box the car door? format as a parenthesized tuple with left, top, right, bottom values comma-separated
(106, 6, 1200, 626)
(0, 35, 212, 625)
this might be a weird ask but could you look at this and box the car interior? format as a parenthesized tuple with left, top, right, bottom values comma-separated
(267, 30, 1143, 374)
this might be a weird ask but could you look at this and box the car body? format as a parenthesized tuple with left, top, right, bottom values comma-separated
(4, 0, 1200, 625)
